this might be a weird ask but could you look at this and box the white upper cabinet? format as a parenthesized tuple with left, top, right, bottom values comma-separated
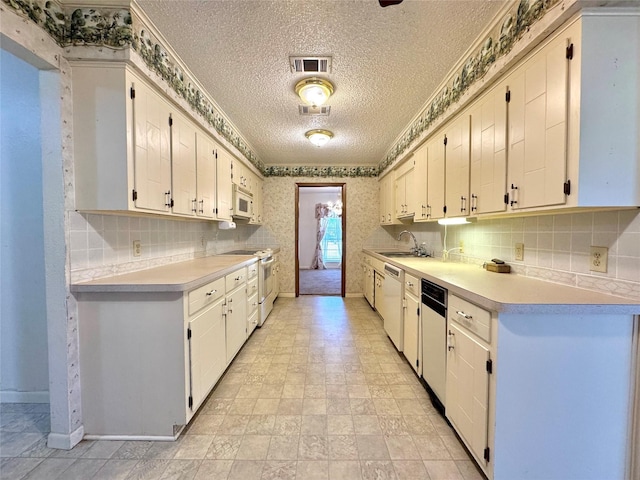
(395, 158, 415, 219)
(469, 81, 508, 215)
(195, 128, 217, 219)
(215, 147, 234, 221)
(171, 110, 198, 216)
(413, 143, 429, 221)
(506, 25, 569, 211)
(379, 172, 399, 225)
(426, 133, 446, 221)
(72, 64, 173, 213)
(444, 114, 471, 218)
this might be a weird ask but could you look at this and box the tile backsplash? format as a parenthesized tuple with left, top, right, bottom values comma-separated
(68, 212, 275, 283)
(368, 209, 640, 300)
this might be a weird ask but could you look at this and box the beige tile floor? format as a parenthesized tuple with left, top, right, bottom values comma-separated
(0, 296, 485, 480)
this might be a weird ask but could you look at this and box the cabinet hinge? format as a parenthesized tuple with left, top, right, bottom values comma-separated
(169, 115, 173, 127)
(416, 359, 419, 368)
(566, 43, 574, 60)
(132, 189, 137, 201)
(170, 198, 174, 208)
(187, 327, 192, 340)
(443, 135, 448, 146)
(503, 193, 509, 205)
(215, 207, 218, 214)
(188, 395, 193, 409)
(130, 87, 135, 99)
(417, 307, 420, 316)
(484, 447, 491, 462)
(505, 90, 511, 103)
(563, 180, 571, 196)
(443, 205, 447, 214)
(486, 358, 493, 374)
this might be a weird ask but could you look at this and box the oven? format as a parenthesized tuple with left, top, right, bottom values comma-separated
(257, 253, 275, 325)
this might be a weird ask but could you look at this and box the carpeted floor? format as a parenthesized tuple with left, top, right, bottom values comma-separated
(299, 268, 342, 295)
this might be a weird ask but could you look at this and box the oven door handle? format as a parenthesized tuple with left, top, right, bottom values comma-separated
(261, 257, 275, 266)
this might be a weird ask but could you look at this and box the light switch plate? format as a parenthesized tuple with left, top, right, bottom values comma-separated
(133, 240, 141, 257)
(515, 243, 524, 261)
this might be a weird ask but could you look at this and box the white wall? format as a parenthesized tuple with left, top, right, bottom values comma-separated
(299, 188, 342, 269)
(0, 50, 49, 401)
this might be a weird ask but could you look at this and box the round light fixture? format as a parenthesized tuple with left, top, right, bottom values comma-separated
(295, 77, 334, 106)
(305, 129, 334, 147)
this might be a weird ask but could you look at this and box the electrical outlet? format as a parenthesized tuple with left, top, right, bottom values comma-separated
(133, 240, 141, 257)
(459, 240, 464, 254)
(590, 246, 608, 273)
(515, 242, 524, 261)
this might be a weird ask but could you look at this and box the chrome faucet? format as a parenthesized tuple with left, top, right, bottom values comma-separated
(397, 230, 419, 254)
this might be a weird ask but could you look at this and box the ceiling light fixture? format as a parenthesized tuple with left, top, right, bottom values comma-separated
(305, 129, 333, 147)
(295, 77, 334, 106)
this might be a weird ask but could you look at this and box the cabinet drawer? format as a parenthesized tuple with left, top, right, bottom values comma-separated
(248, 291, 259, 316)
(404, 273, 420, 297)
(448, 294, 491, 343)
(247, 276, 258, 298)
(226, 267, 247, 292)
(188, 277, 225, 316)
(247, 262, 258, 279)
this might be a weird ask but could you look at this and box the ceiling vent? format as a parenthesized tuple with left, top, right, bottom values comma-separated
(290, 56, 332, 73)
(299, 105, 331, 116)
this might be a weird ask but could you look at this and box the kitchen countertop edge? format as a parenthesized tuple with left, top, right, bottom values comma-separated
(71, 255, 259, 294)
(363, 249, 640, 315)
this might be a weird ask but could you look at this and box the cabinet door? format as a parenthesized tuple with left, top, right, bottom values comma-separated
(413, 144, 429, 221)
(507, 34, 569, 210)
(132, 80, 172, 212)
(395, 174, 407, 218)
(189, 297, 225, 411)
(445, 114, 471, 218)
(195, 129, 216, 219)
(446, 323, 490, 466)
(403, 292, 421, 375)
(171, 111, 197, 216)
(426, 134, 446, 220)
(216, 147, 234, 221)
(226, 286, 247, 363)
(470, 82, 508, 215)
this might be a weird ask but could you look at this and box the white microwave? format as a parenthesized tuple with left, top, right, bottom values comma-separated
(233, 185, 252, 219)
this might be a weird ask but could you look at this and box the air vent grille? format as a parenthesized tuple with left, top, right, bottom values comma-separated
(290, 56, 332, 73)
(299, 105, 331, 116)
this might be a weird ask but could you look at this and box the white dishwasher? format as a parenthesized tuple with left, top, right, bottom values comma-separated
(382, 263, 404, 352)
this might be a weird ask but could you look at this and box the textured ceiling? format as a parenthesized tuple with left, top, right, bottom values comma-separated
(136, 0, 508, 167)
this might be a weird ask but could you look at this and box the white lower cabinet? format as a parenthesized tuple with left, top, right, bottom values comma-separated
(77, 261, 256, 439)
(225, 268, 247, 363)
(246, 275, 259, 337)
(187, 279, 225, 412)
(403, 273, 421, 375)
(446, 294, 492, 471)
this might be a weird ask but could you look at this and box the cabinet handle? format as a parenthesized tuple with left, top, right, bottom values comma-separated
(510, 184, 518, 208)
(427, 205, 432, 218)
(448, 330, 455, 351)
(206, 289, 217, 296)
(406, 281, 413, 287)
(164, 191, 171, 207)
(460, 196, 466, 213)
(192, 198, 197, 213)
(235, 275, 243, 281)
(471, 194, 478, 212)
(199, 199, 204, 213)
(456, 310, 473, 320)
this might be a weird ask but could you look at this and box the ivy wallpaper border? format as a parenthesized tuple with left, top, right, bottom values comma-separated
(4, 0, 560, 179)
(379, 0, 560, 174)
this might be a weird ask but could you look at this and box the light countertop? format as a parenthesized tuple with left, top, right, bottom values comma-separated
(71, 255, 257, 293)
(364, 250, 640, 315)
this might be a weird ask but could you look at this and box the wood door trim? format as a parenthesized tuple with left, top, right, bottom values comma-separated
(295, 183, 346, 297)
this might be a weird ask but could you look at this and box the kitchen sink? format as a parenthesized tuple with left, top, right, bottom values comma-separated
(376, 251, 420, 258)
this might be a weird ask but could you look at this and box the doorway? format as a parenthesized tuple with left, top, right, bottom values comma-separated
(295, 183, 346, 296)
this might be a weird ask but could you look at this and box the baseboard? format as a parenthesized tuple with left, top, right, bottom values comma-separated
(279, 292, 296, 297)
(48, 424, 84, 450)
(83, 432, 180, 442)
(0, 390, 49, 404)
(345, 293, 364, 298)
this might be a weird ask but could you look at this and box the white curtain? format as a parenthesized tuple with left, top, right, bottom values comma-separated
(310, 203, 330, 269)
